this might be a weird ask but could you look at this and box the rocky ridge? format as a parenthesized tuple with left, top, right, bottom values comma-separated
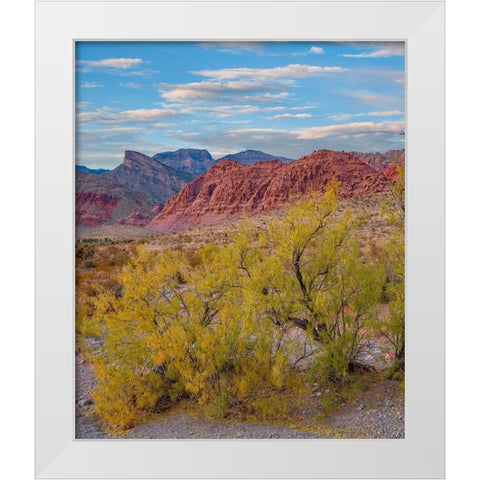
(381, 164, 403, 181)
(350, 149, 404, 171)
(152, 148, 216, 176)
(147, 149, 389, 232)
(103, 150, 193, 203)
(76, 170, 156, 227)
(116, 202, 164, 227)
(215, 149, 294, 165)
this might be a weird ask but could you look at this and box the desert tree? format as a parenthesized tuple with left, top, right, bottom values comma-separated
(237, 185, 386, 384)
(377, 163, 405, 374)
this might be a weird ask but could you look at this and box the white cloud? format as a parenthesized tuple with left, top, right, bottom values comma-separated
(184, 105, 262, 117)
(77, 58, 143, 69)
(76, 126, 141, 143)
(328, 110, 404, 121)
(215, 121, 404, 141)
(243, 92, 290, 104)
(80, 81, 103, 88)
(291, 46, 325, 57)
(75, 101, 90, 110)
(75, 126, 180, 169)
(159, 80, 278, 102)
(309, 46, 324, 55)
(100, 126, 140, 133)
(197, 43, 325, 57)
(119, 82, 141, 89)
(156, 103, 287, 117)
(196, 42, 267, 55)
(268, 113, 312, 120)
(153, 122, 180, 128)
(175, 121, 404, 144)
(159, 64, 346, 103)
(291, 105, 317, 111)
(192, 64, 348, 81)
(339, 90, 404, 107)
(295, 121, 404, 139)
(122, 108, 177, 122)
(172, 120, 405, 159)
(367, 110, 403, 117)
(76, 127, 145, 165)
(76, 107, 178, 125)
(341, 44, 404, 58)
(328, 113, 363, 122)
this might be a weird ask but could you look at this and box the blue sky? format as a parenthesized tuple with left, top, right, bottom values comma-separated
(75, 42, 405, 169)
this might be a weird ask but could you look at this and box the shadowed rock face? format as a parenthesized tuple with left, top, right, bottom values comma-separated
(75, 165, 110, 175)
(75, 170, 156, 227)
(349, 149, 405, 171)
(381, 163, 404, 181)
(147, 149, 389, 233)
(75, 192, 121, 227)
(103, 150, 193, 203)
(153, 149, 216, 176)
(152, 149, 293, 176)
(115, 203, 164, 227)
(215, 149, 294, 165)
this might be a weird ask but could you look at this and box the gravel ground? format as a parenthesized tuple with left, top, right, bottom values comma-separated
(320, 380, 404, 439)
(75, 355, 320, 439)
(125, 414, 321, 439)
(76, 354, 403, 440)
(76, 354, 114, 439)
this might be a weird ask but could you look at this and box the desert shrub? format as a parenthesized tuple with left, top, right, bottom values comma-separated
(82, 237, 99, 244)
(373, 164, 405, 375)
(236, 185, 385, 384)
(87, 185, 403, 429)
(90, 246, 295, 429)
(76, 294, 105, 338)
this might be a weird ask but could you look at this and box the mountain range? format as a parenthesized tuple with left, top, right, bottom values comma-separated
(349, 149, 405, 171)
(147, 149, 391, 232)
(75, 147, 404, 231)
(103, 150, 193, 203)
(75, 165, 110, 175)
(152, 149, 216, 176)
(76, 148, 294, 179)
(215, 149, 294, 165)
(76, 170, 157, 227)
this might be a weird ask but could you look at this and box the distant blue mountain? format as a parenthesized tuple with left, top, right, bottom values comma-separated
(152, 149, 216, 176)
(102, 150, 193, 203)
(215, 149, 294, 165)
(77, 148, 295, 180)
(76, 165, 110, 175)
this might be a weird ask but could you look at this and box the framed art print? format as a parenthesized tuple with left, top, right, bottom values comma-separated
(36, 1, 445, 478)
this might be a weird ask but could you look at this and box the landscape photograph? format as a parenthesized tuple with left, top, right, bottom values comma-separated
(75, 41, 405, 439)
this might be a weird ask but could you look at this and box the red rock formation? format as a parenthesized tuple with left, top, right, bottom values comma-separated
(151, 202, 164, 215)
(76, 170, 156, 227)
(215, 149, 294, 165)
(349, 149, 405, 171)
(147, 150, 389, 233)
(115, 203, 164, 227)
(152, 149, 216, 176)
(75, 192, 121, 227)
(103, 150, 193, 202)
(381, 163, 404, 181)
(115, 207, 154, 227)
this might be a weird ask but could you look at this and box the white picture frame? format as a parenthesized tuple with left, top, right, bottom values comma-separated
(35, 0, 445, 478)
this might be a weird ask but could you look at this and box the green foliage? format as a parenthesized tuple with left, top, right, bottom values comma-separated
(374, 164, 405, 376)
(321, 389, 344, 414)
(90, 245, 288, 429)
(237, 185, 385, 384)
(82, 184, 404, 430)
